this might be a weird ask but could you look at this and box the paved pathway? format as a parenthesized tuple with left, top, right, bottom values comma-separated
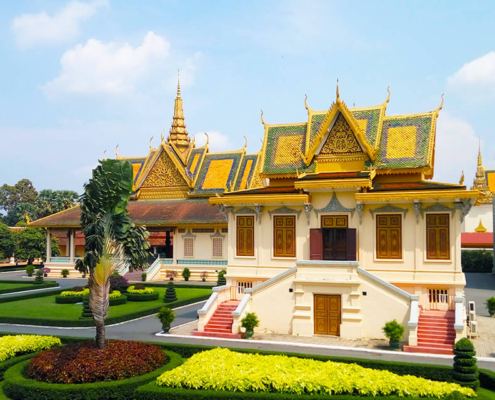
(465, 272, 495, 316)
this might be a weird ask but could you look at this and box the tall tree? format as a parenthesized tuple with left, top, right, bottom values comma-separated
(15, 228, 60, 264)
(3, 203, 38, 227)
(75, 159, 150, 349)
(0, 179, 38, 213)
(0, 222, 16, 260)
(36, 189, 78, 218)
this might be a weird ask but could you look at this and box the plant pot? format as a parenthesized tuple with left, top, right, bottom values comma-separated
(245, 329, 254, 339)
(170, 278, 174, 281)
(82, 274, 86, 278)
(27, 274, 33, 277)
(62, 276, 67, 278)
(184, 277, 189, 281)
(162, 325, 170, 334)
(202, 278, 206, 282)
(43, 273, 48, 277)
(389, 339, 400, 351)
(141, 278, 146, 281)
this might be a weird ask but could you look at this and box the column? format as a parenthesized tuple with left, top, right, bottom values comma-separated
(69, 230, 76, 264)
(46, 230, 52, 263)
(65, 231, 70, 257)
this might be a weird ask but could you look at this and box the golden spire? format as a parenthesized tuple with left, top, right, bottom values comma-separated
(336, 79, 340, 102)
(471, 143, 493, 204)
(475, 220, 487, 233)
(167, 71, 191, 148)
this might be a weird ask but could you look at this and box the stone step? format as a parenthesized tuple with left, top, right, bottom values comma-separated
(192, 331, 242, 339)
(403, 345, 453, 355)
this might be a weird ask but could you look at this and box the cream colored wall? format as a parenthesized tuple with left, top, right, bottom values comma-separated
(175, 228, 227, 261)
(463, 204, 493, 232)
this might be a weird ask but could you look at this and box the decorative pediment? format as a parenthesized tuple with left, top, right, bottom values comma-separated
(318, 113, 364, 156)
(314, 192, 356, 217)
(421, 203, 454, 219)
(268, 206, 302, 220)
(369, 204, 408, 219)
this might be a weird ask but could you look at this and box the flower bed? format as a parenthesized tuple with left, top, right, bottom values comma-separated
(55, 287, 89, 303)
(0, 335, 61, 363)
(28, 341, 165, 384)
(126, 286, 159, 302)
(156, 349, 475, 398)
(2, 350, 182, 400)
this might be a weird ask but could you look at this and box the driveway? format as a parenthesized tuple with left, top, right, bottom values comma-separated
(464, 273, 495, 317)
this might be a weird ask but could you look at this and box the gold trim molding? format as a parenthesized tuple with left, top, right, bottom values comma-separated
(355, 189, 478, 203)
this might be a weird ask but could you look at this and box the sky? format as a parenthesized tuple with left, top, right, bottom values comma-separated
(1, 0, 495, 193)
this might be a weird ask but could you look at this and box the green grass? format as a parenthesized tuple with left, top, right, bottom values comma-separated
(478, 388, 495, 400)
(0, 283, 33, 291)
(0, 287, 211, 322)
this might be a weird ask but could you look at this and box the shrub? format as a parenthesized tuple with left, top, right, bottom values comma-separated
(453, 338, 479, 389)
(60, 288, 90, 297)
(200, 271, 208, 281)
(142, 272, 147, 281)
(109, 290, 122, 299)
(27, 341, 166, 384)
(182, 268, 191, 281)
(217, 273, 226, 286)
(128, 285, 154, 295)
(61, 269, 69, 277)
(110, 274, 129, 293)
(33, 269, 44, 284)
(461, 250, 493, 273)
(218, 269, 227, 277)
(485, 297, 495, 317)
(164, 281, 178, 303)
(81, 296, 93, 318)
(382, 320, 405, 341)
(0, 335, 61, 363)
(156, 348, 475, 397)
(157, 307, 175, 328)
(42, 267, 51, 274)
(109, 295, 128, 306)
(25, 265, 35, 276)
(241, 313, 259, 331)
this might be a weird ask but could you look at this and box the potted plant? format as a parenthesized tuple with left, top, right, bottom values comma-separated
(382, 320, 405, 350)
(82, 273, 86, 278)
(25, 264, 35, 277)
(485, 297, 495, 317)
(157, 306, 175, 333)
(34, 269, 44, 284)
(42, 267, 51, 277)
(166, 270, 178, 281)
(182, 268, 191, 282)
(241, 312, 259, 339)
(61, 269, 70, 278)
(141, 272, 147, 282)
(200, 271, 208, 282)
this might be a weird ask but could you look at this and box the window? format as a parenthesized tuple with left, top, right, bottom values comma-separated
(183, 237, 194, 257)
(376, 214, 402, 259)
(426, 214, 450, 260)
(212, 237, 223, 258)
(273, 215, 296, 257)
(236, 216, 254, 256)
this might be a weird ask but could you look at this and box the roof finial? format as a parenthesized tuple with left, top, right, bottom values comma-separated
(336, 79, 340, 101)
(103, 150, 107, 160)
(243, 136, 248, 152)
(161, 130, 164, 143)
(192, 135, 196, 148)
(149, 136, 154, 150)
(384, 86, 391, 104)
(115, 144, 120, 158)
(177, 69, 181, 97)
(478, 138, 482, 167)
(260, 109, 265, 125)
(353, 102, 356, 108)
(304, 94, 309, 110)
(436, 93, 444, 113)
(204, 132, 209, 147)
(459, 170, 465, 185)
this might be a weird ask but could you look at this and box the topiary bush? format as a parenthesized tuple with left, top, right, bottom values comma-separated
(27, 341, 166, 384)
(33, 269, 44, 284)
(217, 272, 227, 286)
(182, 268, 191, 282)
(110, 274, 129, 293)
(25, 265, 35, 277)
(485, 297, 495, 317)
(80, 296, 93, 318)
(164, 281, 178, 303)
(453, 338, 479, 390)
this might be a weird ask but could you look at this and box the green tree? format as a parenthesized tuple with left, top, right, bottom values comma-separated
(15, 227, 60, 263)
(0, 179, 38, 213)
(75, 159, 150, 349)
(36, 189, 78, 218)
(0, 222, 16, 260)
(3, 203, 38, 226)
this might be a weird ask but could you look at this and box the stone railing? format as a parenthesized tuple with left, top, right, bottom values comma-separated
(197, 285, 230, 332)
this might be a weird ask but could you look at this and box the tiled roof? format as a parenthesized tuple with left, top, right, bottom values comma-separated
(224, 186, 300, 196)
(186, 147, 207, 179)
(234, 154, 259, 191)
(373, 113, 435, 171)
(370, 181, 465, 192)
(261, 123, 316, 175)
(29, 199, 226, 228)
(191, 152, 243, 195)
(461, 232, 493, 248)
(298, 171, 371, 181)
(351, 108, 382, 148)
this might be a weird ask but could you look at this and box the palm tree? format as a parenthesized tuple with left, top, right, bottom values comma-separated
(75, 159, 150, 349)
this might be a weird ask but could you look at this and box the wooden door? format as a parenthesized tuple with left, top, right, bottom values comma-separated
(310, 229, 323, 260)
(314, 294, 341, 336)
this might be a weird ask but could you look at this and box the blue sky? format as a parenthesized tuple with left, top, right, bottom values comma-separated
(1, 0, 494, 193)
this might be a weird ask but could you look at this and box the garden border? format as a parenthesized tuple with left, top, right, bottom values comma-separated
(2, 350, 182, 400)
(0, 281, 58, 295)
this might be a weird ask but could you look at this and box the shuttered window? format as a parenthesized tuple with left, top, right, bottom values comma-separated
(183, 237, 194, 257)
(236, 216, 254, 256)
(273, 215, 296, 258)
(212, 237, 223, 258)
(426, 214, 450, 260)
(376, 214, 402, 259)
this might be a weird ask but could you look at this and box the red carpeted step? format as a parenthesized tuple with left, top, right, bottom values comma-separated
(194, 300, 241, 339)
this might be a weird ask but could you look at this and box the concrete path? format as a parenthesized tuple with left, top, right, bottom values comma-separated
(465, 272, 495, 316)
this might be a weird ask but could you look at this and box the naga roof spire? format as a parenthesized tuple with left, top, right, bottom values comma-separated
(471, 142, 493, 204)
(167, 70, 191, 149)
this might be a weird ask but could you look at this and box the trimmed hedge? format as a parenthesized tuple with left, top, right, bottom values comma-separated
(135, 384, 449, 400)
(0, 281, 58, 295)
(0, 289, 64, 304)
(0, 295, 211, 327)
(126, 292, 159, 302)
(2, 350, 182, 400)
(0, 354, 35, 381)
(480, 369, 495, 391)
(55, 295, 83, 304)
(144, 283, 214, 289)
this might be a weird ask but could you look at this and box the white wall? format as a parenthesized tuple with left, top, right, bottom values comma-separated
(463, 203, 493, 232)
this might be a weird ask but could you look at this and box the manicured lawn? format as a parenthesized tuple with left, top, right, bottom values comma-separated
(0, 281, 58, 295)
(0, 287, 211, 322)
(0, 283, 33, 291)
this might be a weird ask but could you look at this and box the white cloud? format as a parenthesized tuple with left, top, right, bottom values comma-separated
(11, 0, 108, 48)
(434, 112, 480, 185)
(42, 31, 170, 97)
(195, 131, 233, 152)
(447, 52, 495, 97)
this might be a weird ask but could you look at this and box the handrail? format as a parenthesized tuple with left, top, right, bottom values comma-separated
(408, 298, 419, 327)
(245, 267, 297, 295)
(197, 292, 218, 315)
(146, 257, 162, 281)
(116, 258, 130, 276)
(357, 267, 418, 302)
(454, 296, 465, 330)
(232, 294, 250, 317)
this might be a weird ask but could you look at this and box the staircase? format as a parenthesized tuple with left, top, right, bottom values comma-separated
(404, 310, 455, 355)
(125, 269, 146, 282)
(193, 300, 241, 339)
